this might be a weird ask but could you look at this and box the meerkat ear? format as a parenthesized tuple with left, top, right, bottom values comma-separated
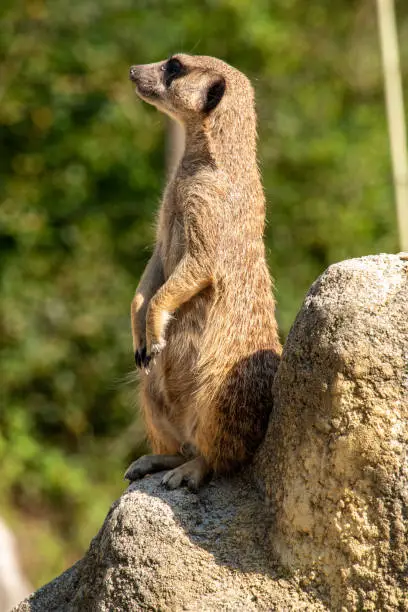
(203, 76, 226, 113)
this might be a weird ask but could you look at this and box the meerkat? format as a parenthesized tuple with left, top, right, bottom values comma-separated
(125, 54, 281, 490)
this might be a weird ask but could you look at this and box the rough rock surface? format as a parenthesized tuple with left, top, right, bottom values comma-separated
(15, 254, 408, 612)
(14, 474, 326, 611)
(256, 253, 408, 610)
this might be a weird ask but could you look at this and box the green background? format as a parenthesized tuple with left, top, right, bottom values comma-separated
(1, 0, 407, 586)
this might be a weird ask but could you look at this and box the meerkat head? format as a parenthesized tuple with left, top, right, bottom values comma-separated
(129, 54, 253, 125)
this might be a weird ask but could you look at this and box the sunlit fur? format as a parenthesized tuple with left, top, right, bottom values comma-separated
(129, 54, 282, 484)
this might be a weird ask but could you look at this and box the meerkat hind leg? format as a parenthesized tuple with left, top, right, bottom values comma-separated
(161, 456, 211, 492)
(124, 454, 186, 482)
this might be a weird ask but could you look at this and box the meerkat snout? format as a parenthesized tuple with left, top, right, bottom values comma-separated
(129, 66, 139, 81)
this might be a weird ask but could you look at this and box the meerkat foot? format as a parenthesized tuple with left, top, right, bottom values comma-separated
(161, 456, 211, 492)
(124, 454, 185, 482)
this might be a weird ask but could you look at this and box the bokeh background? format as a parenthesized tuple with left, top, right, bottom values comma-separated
(1, 0, 407, 589)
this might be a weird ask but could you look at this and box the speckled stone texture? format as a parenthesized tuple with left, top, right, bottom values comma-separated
(14, 254, 408, 612)
(14, 474, 326, 611)
(256, 253, 408, 611)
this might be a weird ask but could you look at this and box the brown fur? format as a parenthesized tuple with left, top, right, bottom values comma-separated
(126, 54, 281, 488)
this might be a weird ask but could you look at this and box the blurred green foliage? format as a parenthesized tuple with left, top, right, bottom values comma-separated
(1, 0, 407, 586)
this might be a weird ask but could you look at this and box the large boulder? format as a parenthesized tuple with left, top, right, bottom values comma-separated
(14, 475, 326, 611)
(15, 254, 408, 612)
(256, 253, 408, 610)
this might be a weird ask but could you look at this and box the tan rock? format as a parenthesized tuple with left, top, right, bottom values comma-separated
(256, 253, 408, 611)
(14, 475, 326, 611)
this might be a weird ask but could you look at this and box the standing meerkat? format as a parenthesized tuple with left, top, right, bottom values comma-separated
(125, 54, 281, 490)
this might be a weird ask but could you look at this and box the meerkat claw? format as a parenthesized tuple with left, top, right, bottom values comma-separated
(144, 340, 166, 366)
(134, 350, 141, 368)
(160, 457, 210, 491)
(161, 469, 183, 490)
(144, 364, 151, 375)
(139, 347, 151, 371)
(135, 346, 151, 370)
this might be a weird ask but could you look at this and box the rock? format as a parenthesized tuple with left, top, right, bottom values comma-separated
(14, 254, 408, 612)
(256, 253, 408, 611)
(14, 474, 326, 611)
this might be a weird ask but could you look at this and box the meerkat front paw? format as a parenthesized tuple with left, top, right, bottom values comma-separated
(134, 345, 151, 370)
(135, 337, 165, 373)
(143, 338, 166, 373)
(145, 307, 171, 364)
(150, 338, 167, 356)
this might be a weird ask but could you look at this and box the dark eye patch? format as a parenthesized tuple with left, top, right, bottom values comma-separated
(162, 57, 186, 87)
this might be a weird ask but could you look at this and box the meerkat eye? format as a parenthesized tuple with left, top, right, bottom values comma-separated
(162, 58, 185, 87)
(165, 58, 183, 75)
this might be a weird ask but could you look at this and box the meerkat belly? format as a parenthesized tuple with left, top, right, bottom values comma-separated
(160, 291, 211, 442)
(154, 205, 207, 444)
